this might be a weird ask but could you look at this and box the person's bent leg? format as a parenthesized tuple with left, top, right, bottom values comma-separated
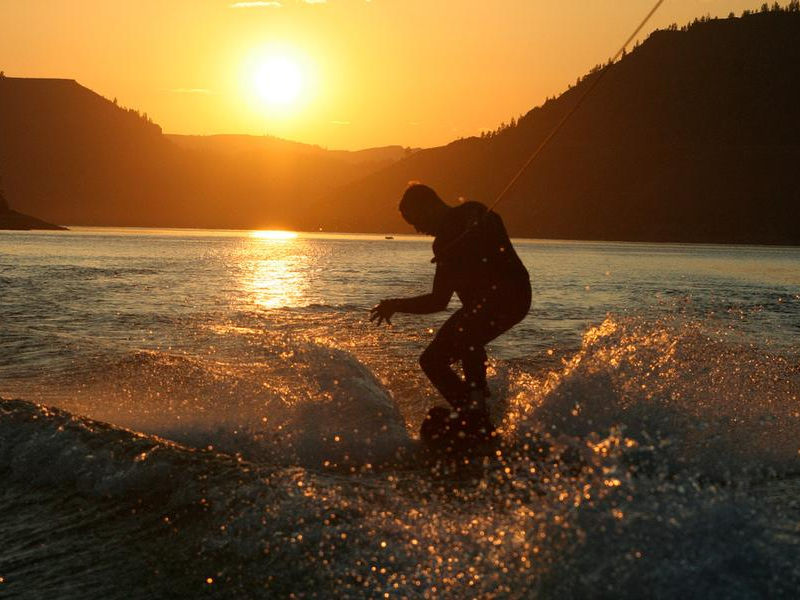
(457, 289, 531, 413)
(462, 345, 488, 395)
(419, 343, 464, 407)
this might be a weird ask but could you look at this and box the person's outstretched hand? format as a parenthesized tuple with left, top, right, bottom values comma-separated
(370, 299, 398, 326)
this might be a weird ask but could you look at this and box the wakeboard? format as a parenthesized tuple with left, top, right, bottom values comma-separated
(419, 405, 498, 456)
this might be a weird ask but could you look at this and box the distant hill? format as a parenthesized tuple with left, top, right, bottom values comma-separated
(0, 79, 410, 229)
(315, 9, 800, 244)
(166, 134, 412, 167)
(0, 207, 67, 231)
(0, 184, 66, 230)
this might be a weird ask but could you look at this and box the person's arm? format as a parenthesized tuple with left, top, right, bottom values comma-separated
(370, 265, 453, 325)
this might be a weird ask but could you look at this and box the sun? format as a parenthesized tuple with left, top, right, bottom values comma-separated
(252, 55, 304, 106)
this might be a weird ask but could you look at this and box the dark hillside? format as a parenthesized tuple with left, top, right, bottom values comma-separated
(0, 182, 66, 230)
(0, 78, 171, 226)
(1, 9, 798, 240)
(0, 79, 407, 229)
(315, 10, 800, 243)
(166, 134, 411, 168)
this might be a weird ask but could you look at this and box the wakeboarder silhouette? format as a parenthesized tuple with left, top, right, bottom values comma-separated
(370, 183, 531, 448)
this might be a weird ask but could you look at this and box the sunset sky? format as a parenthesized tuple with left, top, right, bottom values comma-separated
(0, 0, 774, 150)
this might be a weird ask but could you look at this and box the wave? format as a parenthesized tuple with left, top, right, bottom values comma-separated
(0, 398, 225, 497)
(501, 315, 800, 480)
(3, 398, 798, 598)
(2, 314, 800, 598)
(15, 336, 412, 469)
(8, 313, 800, 479)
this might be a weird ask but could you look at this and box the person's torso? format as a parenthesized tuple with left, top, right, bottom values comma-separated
(432, 202, 529, 305)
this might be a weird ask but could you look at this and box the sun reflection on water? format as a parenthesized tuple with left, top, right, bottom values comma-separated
(250, 230, 299, 240)
(244, 231, 308, 309)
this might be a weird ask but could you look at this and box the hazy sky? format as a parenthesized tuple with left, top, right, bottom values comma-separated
(0, 0, 775, 149)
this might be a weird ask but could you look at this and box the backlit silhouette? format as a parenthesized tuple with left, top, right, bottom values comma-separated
(371, 184, 530, 447)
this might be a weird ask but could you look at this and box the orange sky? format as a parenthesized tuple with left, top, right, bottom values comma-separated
(0, 0, 774, 150)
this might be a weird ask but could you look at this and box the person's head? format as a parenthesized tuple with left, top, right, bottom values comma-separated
(399, 183, 448, 235)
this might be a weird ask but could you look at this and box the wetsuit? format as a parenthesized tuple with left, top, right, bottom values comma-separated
(396, 201, 531, 408)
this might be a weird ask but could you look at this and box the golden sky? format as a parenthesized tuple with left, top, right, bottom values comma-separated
(0, 0, 773, 150)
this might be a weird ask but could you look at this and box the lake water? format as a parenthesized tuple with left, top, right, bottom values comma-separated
(1, 227, 799, 598)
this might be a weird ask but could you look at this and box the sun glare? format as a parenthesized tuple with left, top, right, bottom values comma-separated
(251, 230, 299, 240)
(252, 56, 304, 106)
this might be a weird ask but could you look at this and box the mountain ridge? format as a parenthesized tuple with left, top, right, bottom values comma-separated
(1, 8, 798, 242)
(0, 183, 66, 230)
(0, 77, 410, 229)
(313, 9, 800, 244)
